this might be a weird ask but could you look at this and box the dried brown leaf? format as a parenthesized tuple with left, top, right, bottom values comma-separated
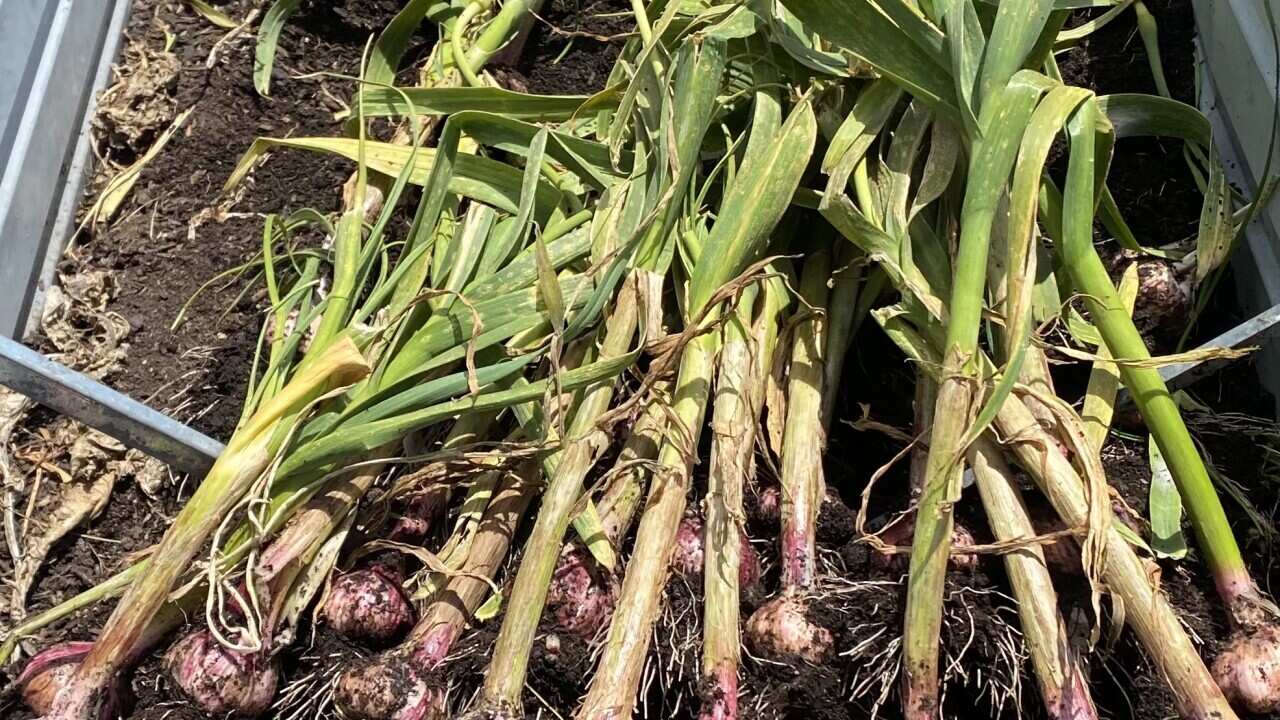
(10, 431, 124, 618)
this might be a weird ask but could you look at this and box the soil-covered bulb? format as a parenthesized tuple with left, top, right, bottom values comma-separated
(1212, 624, 1280, 714)
(745, 594, 834, 664)
(165, 629, 279, 717)
(321, 567, 416, 644)
(334, 657, 446, 720)
(1103, 252, 1191, 345)
(546, 547, 616, 636)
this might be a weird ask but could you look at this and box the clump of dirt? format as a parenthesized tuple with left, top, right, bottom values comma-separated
(523, 621, 599, 714)
(125, 651, 206, 720)
(0, 482, 176, 720)
(816, 492, 858, 546)
(321, 0, 412, 32)
(263, 627, 370, 720)
(436, 609, 598, 717)
(432, 626, 499, 713)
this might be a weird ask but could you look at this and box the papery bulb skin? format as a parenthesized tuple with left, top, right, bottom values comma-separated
(24, 661, 78, 715)
(17, 641, 94, 715)
(547, 547, 615, 637)
(671, 517, 762, 588)
(871, 518, 978, 571)
(390, 492, 445, 543)
(738, 539, 762, 588)
(745, 594, 834, 664)
(672, 517, 707, 576)
(321, 568, 415, 644)
(948, 522, 979, 570)
(753, 486, 781, 526)
(1212, 624, 1280, 714)
(165, 629, 279, 717)
(698, 662, 740, 720)
(334, 655, 446, 720)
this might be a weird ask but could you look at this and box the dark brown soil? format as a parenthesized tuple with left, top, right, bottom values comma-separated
(425, 610, 601, 717)
(1056, 0, 1202, 251)
(526, 623, 599, 713)
(78, 0, 429, 443)
(823, 319, 918, 511)
(506, 0, 632, 95)
(4, 477, 175, 646)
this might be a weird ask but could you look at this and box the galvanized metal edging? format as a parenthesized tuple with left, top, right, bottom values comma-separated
(0, 0, 228, 476)
(0, 334, 224, 475)
(1194, 0, 1280, 416)
(0, 0, 132, 340)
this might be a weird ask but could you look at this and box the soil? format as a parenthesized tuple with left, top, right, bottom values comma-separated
(7, 475, 175, 643)
(504, 0, 632, 95)
(79, 0, 430, 443)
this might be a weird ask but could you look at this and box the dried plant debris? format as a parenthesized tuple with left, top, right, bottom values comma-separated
(0, 267, 138, 621)
(0, 393, 33, 568)
(83, 108, 195, 229)
(95, 40, 180, 159)
(8, 432, 145, 620)
(39, 270, 130, 376)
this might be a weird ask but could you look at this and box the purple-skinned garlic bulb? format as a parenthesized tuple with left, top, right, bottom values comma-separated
(165, 629, 279, 717)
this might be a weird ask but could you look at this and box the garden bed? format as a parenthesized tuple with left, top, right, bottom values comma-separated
(2, 1, 1279, 720)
